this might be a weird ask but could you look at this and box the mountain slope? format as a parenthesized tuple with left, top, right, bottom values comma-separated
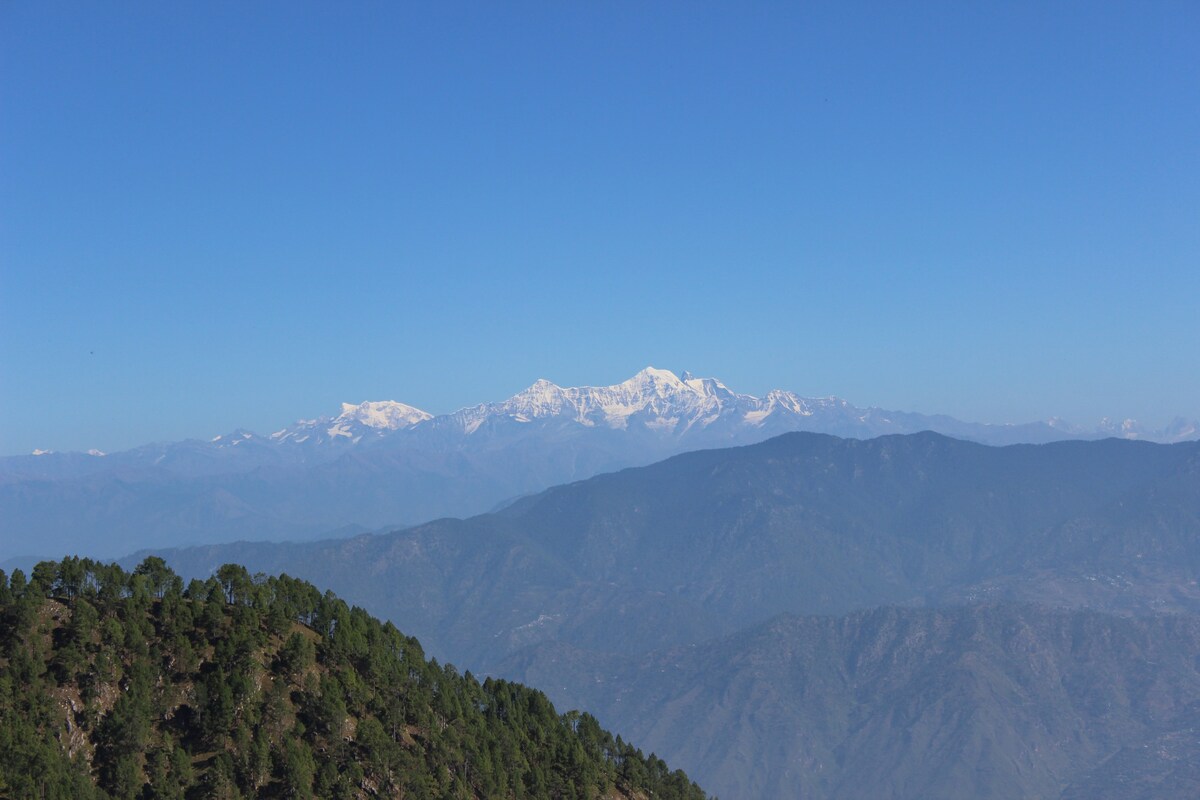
(140, 432, 1200, 799)
(499, 605, 1200, 800)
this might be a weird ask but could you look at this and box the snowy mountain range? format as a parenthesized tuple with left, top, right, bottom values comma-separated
(238, 365, 1200, 451)
(3, 367, 1197, 559)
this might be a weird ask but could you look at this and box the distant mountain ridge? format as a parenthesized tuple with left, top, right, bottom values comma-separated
(431, 366, 1196, 445)
(149, 431, 1200, 668)
(3, 367, 1198, 558)
(13, 367, 1200, 467)
(11, 369, 1200, 474)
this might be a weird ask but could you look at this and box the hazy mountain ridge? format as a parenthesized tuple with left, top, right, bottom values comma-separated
(6, 369, 1198, 559)
(148, 432, 1200, 665)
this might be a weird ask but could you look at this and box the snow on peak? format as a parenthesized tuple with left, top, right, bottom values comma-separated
(245, 368, 870, 445)
(87, 449, 106, 457)
(31, 448, 53, 456)
(455, 366, 753, 433)
(336, 400, 433, 430)
(456, 379, 570, 430)
(264, 400, 432, 445)
(514, 378, 567, 400)
(629, 366, 687, 385)
(620, 366, 726, 399)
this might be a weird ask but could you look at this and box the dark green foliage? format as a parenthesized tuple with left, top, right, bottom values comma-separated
(0, 558, 709, 800)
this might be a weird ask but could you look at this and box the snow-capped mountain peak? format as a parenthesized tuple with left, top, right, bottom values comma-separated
(447, 367, 737, 433)
(625, 365, 687, 389)
(461, 367, 754, 433)
(316, 401, 433, 441)
(264, 399, 432, 446)
(505, 379, 569, 412)
(337, 400, 433, 430)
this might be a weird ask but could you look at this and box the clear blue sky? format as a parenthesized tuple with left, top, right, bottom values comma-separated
(2, 2, 1197, 455)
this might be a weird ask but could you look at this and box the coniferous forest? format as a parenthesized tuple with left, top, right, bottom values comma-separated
(0, 557, 709, 800)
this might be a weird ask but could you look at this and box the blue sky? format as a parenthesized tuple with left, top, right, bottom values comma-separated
(2, 2, 1197, 454)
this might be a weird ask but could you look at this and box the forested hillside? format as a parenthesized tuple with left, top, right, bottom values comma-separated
(0, 558, 708, 800)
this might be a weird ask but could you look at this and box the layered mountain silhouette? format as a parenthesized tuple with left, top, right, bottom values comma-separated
(146, 431, 1200, 799)
(4, 368, 1197, 559)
